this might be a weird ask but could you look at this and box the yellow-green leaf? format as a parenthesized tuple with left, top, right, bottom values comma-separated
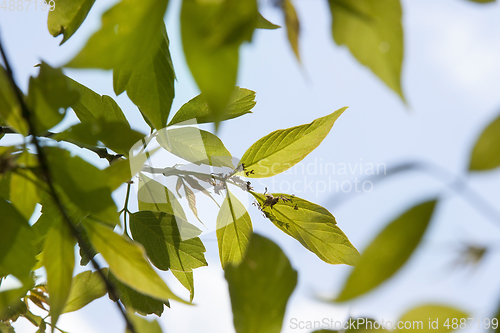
(283, 0, 300, 61)
(469, 112, 500, 171)
(240, 107, 347, 178)
(397, 304, 468, 332)
(252, 192, 359, 265)
(0, 66, 28, 135)
(137, 173, 186, 218)
(217, 190, 253, 268)
(327, 0, 404, 99)
(82, 220, 187, 304)
(256, 13, 281, 30)
(10, 151, 39, 220)
(63, 270, 107, 313)
(225, 234, 297, 333)
(48, 0, 96, 44)
(336, 200, 437, 302)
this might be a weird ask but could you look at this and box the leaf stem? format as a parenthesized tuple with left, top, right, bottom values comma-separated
(122, 182, 132, 238)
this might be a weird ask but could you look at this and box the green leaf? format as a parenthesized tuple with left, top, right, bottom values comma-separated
(48, 0, 96, 44)
(27, 62, 79, 134)
(240, 107, 347, 178)
(82, 220, 187, 304)
(467, 0, 495, 2)
(114, 23, 175, 130)
(256, 13, 281, 30)
(336, 200, 437, 302)
(65, 0, 169, 72)
(0, 276, 33, 322)
(54, 120, 145, 156)
(127, 313, 163, 333)
(327, 0, 404, 99)
(217, 189, 253, 268)
(0, 66, 28, 135)
(180, 0, 258, 126)
(104, 159, 132, 191)
(0, 322, 15, 333)
(63, 270, 107, 313)
(469, 112, 500, 171)
(168, 87, 255, 126)
(109, 272, 168, 316)
(157, 127, 234, 168)
(397, 304, 468, 332)
(225, 234, 297, 333)
(45, 147, 120, 226)
(137, 173, 186, 218)
(283, 0, 300, 61)
(10, 151, 39, 220)
(0, 199, 36, 279)
(252, 192, 359, 265)
(67, 78, 127, 124)
(129, 211, 207, 302)
(42, 217, 75, 331)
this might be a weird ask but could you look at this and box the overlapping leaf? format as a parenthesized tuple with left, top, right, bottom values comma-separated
(10, 151, 39, 220)
(0, 66, 27, 135)
(168, 87, 255, 126)
(129, 211, 207, 301)
(217, 190, 253, 268)
(240, 107, 347, 178)
(327, 0, 404, 99)
(335, 200, 437, 302)
(137, 173, 186, 218)
(225, 234, 297, 333)
(181, 0, 258, 126)
(82, 220, 186, 304)
(48, 0, 96, 44)
(63, 270, 107, 313)
(252, 192, 359, 265)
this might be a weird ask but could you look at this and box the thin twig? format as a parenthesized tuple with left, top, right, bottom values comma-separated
(0, 35, 136, 333)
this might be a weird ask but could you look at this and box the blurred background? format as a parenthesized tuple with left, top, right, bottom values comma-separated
(2, 0, 500, 331)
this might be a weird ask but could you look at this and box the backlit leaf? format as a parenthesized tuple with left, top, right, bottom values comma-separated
(256, 13, 281, 30)
(327, 0, 404, 99)
(0, 66, 28, 135)
(397, 304, 468, 332)
(137, 173, 186, 219)
(127, 313, 163, 333)
(129, 211, 207, 302)
(10, 151, 39, 220)
(283, 0, 300, 61)
(336, 200, 437, 302)
(82, 220, 187, 304)
(469, 112, 500, 171)
(240, 107, 347, 178)
(63, 270, 107, 313)
(217, 189, 253, 268)
(225, 234, 297, 333)
(252, 192, 359, 265)
(168, 87, 255, 126)
(48, 0, 96, 44)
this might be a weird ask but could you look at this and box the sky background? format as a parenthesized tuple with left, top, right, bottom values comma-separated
(2, 0, 500, 332)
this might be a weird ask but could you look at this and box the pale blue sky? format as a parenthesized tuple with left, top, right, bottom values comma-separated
(2, 0, 500, 332)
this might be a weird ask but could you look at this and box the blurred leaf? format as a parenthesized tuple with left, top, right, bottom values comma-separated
(104, 159, 132, 191)
(0, 322, 15, 333)
(240, 107, 347, 178)
(217, 190, 253, 268)
(137, 173, 186, 218)
(168, 87, 255, 126)
(127, 313, 163, 333)
(397, 304, 468, 332)
(42, 217, 75, 331)
(54, 120, 145, 156)
(63, 270, 107, 313)
(0, 199, 36, 279)
(469, 112, 500, 171)
(336, 200, 437, 302)
(129, 211, 207, 301)
(0, 299, 26, 322)
(45, 147, 120, 226)
(77, 224, 97, 266)
(252, 192, 359, 265)
(27, 62, 79, 134)
(67, 78, 127, 124)
(109, 272, 168, 316)
(0, 66, 28, 135)
(0, 276, 33, 323)
(467, 0, 495, 2)
(282, 0, 300, 61)
(327, 0, 404, 99)
(48, 0, 96, 44)
(225, 234, 297, 333)
(181, 178, 203, 224)
(82, 220, 187, 304)
(10, 151, 39, 220)
(157, 127, 234, 168)
(22, 309, 44, 328)
(345, 318, 389, 332)
(256, 13, 281, 30)
(66, 0, 168, 72)
(114, 24, 175, 130)
(180, 0, 258, 126)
